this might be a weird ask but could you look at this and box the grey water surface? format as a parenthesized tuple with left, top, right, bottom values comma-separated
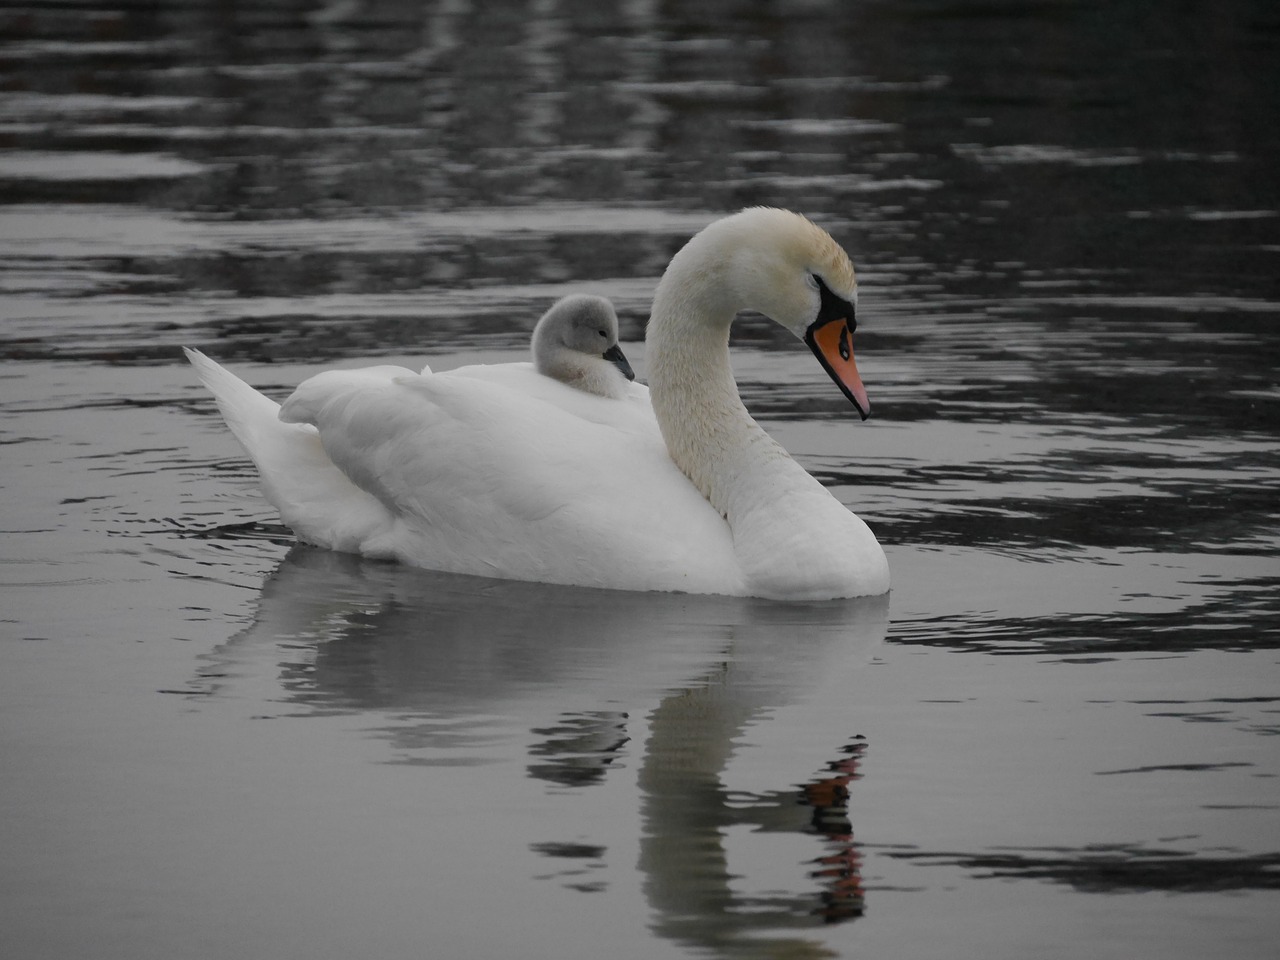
(2, 2, 1278, 959)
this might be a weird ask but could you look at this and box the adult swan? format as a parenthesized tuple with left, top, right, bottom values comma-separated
(186, 207, 890, 600)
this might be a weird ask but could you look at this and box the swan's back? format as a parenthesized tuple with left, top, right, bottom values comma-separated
(278, 362, 745, 593)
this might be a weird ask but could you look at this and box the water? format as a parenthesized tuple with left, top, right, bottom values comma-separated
(2, 1, 1278, 957)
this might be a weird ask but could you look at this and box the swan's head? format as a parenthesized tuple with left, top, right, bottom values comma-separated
(708, 207, 870, 419)
(532, 294, 635, 398)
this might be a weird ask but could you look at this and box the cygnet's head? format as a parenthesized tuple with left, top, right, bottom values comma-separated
(531, 294, 635, 399)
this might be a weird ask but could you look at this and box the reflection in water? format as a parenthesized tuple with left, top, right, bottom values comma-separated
(641, 710, 870, 957)
(194, 546, 889, 956)
(804, 741, 869, 923)
(891, 590, 1280, 656)
(878, 845, 1280, 895)
(527, 711, 630, 788)
(529, 839, 610, 894)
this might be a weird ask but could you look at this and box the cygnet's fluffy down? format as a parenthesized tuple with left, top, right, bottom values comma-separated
(531, 294, 634, 398)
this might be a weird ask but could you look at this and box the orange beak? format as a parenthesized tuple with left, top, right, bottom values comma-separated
(804, 316, 870, 420)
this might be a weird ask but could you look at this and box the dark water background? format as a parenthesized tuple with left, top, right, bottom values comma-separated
(2, 2, 1278, 958)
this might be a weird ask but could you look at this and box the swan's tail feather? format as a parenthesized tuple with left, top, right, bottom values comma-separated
(184, 348, 391, 550)
(184, 347, 288, 454)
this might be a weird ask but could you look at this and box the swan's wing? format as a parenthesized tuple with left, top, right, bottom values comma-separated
(185, 349, 395, 551)
(279, 364, 744, 593)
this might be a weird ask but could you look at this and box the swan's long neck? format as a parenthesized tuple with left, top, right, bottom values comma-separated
(643, 209, 889, 599)
(646, 238, 796, 522)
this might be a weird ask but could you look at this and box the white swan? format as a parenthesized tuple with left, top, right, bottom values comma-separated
(186, 207, 890, 600)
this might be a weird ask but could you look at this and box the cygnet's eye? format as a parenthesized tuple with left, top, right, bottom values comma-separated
(598, 329, 608, 338)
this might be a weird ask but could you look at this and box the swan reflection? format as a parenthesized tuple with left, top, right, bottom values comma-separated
(197, 546, 889, 956)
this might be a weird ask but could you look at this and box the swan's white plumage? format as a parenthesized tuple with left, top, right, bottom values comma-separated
(184, 348, 396, 552)
(643, 207, 889, 598)
(189, 350, 744, 594)
(187, 207, 891, 600)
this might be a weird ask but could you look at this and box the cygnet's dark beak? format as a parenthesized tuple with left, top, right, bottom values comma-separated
(603, 344, 635, 381)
